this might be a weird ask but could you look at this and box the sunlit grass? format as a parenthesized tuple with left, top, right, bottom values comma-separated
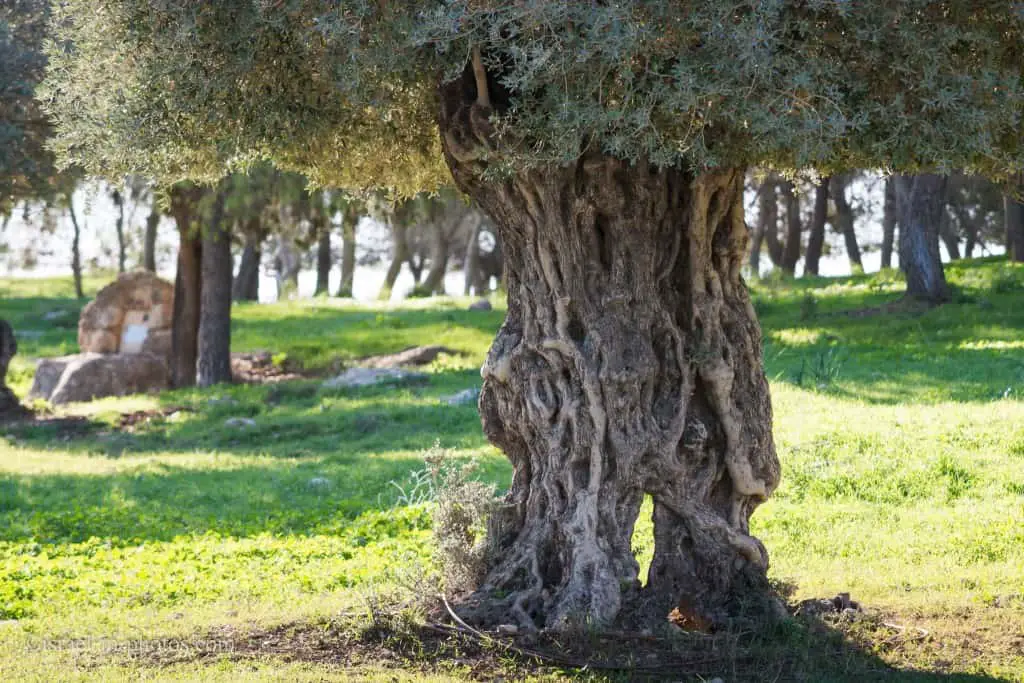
(1, 258, 1023, 679)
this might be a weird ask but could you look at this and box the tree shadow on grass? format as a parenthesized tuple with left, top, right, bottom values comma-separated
(0, 368, 507, 546)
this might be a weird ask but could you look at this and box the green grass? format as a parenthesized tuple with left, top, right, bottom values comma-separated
(1, 259, 1023, 680)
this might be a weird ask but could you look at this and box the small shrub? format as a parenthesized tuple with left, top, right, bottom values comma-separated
(424, 443, 496, 597)
(793, 346, 845, 388)
(991, 266, 1023, 294)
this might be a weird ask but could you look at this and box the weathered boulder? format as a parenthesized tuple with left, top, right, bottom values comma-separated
(27, 355, 75, 401)
(78, 271, 174, 358)
(31, 352, 169, 405)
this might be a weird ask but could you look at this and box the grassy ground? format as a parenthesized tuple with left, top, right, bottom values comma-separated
(1, 259, 1023, 681)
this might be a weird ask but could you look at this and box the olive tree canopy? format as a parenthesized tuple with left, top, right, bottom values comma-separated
(41, 1, 1024, 633)
(42, 2, 1023, 189)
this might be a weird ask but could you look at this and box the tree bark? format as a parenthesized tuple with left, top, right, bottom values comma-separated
(803, 178, 828, 277)
(780, 181, 802, 275)
(315, 219, 332, 296)
(67, 197, 84, 300)
(197, 188, 232, 387)
(337, 209, 357, 297)
(830, 175, 863, 273)
(895, 174, 951, 304)
(379, 223, 408, 300)
(440, 84, 780, 631)
(880, 177, 897, 270)
(169, 186, 204, 388)
(143, 198, 159, 272)
(1006, 188, 1024, 263)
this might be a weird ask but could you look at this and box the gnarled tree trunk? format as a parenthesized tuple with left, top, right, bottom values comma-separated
(197, 189, 232, 387)
(895, 174, 950, 304)
(803, 178, 828, 277)
(440, 78, 779, 632)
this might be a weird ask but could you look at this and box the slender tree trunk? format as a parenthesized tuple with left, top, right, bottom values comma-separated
(274, 238, 300, 299)
(379, 223, 408, 300)
(881, 177, 897, 270)
(761, 178, 783, 268)
(895, 174, 950, 304)
(1006, 189, 1024, 262)
(197, 188, 232, 387)
(112, 187, 127, 273)
(233, 223, 262, 302)
(315, 220, 331, 296)
(464, 214, 482, 295)
(830, 175, 863, 273)
(169, 186, 204, 388)
(440, 85, 780, 631)
(67, 199, 84, 300)
(803, 178, 828, 277)
(143, 199, 159, 272)
(337, 211, 357, 297)
(420, 221, 450, 295)
(938, 208, 961, 260)
(780, 181, 802, 275)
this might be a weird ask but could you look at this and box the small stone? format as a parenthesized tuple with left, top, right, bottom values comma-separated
(43, 310, 69, 321)
(207, 396, 239, 407)
(308, 477, 331, 489)
(442, 388, 480, 406)
(468, 299, 493, 312)
(166, 411, 186, 422)
(709, 678, 725, 683)
(496, 624, 518, 636)
(224, 417, 256, 428)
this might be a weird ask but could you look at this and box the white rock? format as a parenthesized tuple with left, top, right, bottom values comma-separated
(224, 417, 256, 428)
(442, 388, 480, 406)
(308, 477, 331, 489)
(496, 624, 518, 636)
(322, 367, 425, 389)
(43, 310, 69, 321)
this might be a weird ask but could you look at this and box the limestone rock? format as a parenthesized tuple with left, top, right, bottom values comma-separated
(28, 355, 76, 401)
(360, 345, 458, 369)
(78, 271, 174, 358)
(33, 353, 169, 405)
(468, 299, 493, 311)
(322, 367, 426, 389)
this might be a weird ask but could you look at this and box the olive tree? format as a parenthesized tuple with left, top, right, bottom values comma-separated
(42, 1, 1024, 631)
